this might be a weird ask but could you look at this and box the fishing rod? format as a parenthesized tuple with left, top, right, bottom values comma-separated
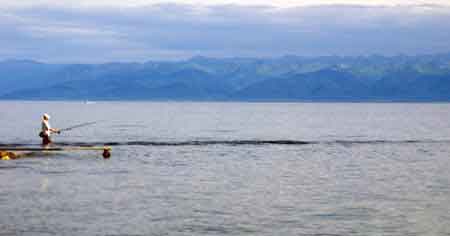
(58, 121, 101, 133)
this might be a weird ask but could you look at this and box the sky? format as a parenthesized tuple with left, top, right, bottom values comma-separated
(1, 0, 450, 63)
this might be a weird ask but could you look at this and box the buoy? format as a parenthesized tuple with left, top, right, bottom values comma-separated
(102, 147, 111, 159)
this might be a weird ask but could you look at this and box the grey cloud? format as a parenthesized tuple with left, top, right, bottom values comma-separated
(1, 3, 450, 62)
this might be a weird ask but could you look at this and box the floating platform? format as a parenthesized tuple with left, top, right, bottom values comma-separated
(0, 146, 111, 160)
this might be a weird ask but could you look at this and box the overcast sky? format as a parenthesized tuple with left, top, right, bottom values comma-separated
(1, 0, 450, 63)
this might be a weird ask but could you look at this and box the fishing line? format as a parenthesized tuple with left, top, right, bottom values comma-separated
(59, 121, 102, 133)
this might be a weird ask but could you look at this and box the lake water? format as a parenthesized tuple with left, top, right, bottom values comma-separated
(1, 102, 450, 236)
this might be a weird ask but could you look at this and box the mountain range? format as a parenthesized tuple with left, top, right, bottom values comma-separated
(1, 54, 450, 101)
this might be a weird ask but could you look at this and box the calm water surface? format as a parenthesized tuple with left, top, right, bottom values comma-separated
(1, 102, 450, 236)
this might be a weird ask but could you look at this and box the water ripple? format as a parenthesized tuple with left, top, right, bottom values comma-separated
(1, 139, 449, 148)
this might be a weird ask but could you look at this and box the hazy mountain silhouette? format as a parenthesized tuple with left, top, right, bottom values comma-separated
(1, 54, 450, 101)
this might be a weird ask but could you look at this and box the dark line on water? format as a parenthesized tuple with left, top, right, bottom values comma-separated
(1, 139, 449, 148)
(0, 166, 33, 170)
(104, 140, 313, 146)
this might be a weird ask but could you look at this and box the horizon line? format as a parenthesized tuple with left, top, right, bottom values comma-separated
(2, 52, 450, 65)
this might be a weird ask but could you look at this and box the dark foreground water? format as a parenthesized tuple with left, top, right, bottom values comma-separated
(1, 102, 450, 236)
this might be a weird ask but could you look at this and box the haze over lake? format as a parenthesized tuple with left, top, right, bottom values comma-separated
(1, 101, 449, 235)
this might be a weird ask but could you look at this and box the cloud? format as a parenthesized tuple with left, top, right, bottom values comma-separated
(1, 3, 450, 62)
(2, 0, 450, 8)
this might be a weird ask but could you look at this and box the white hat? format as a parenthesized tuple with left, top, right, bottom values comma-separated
(43, 113, 50, 119)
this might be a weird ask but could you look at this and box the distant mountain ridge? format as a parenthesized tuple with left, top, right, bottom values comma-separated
(1, 54, 450, 101)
